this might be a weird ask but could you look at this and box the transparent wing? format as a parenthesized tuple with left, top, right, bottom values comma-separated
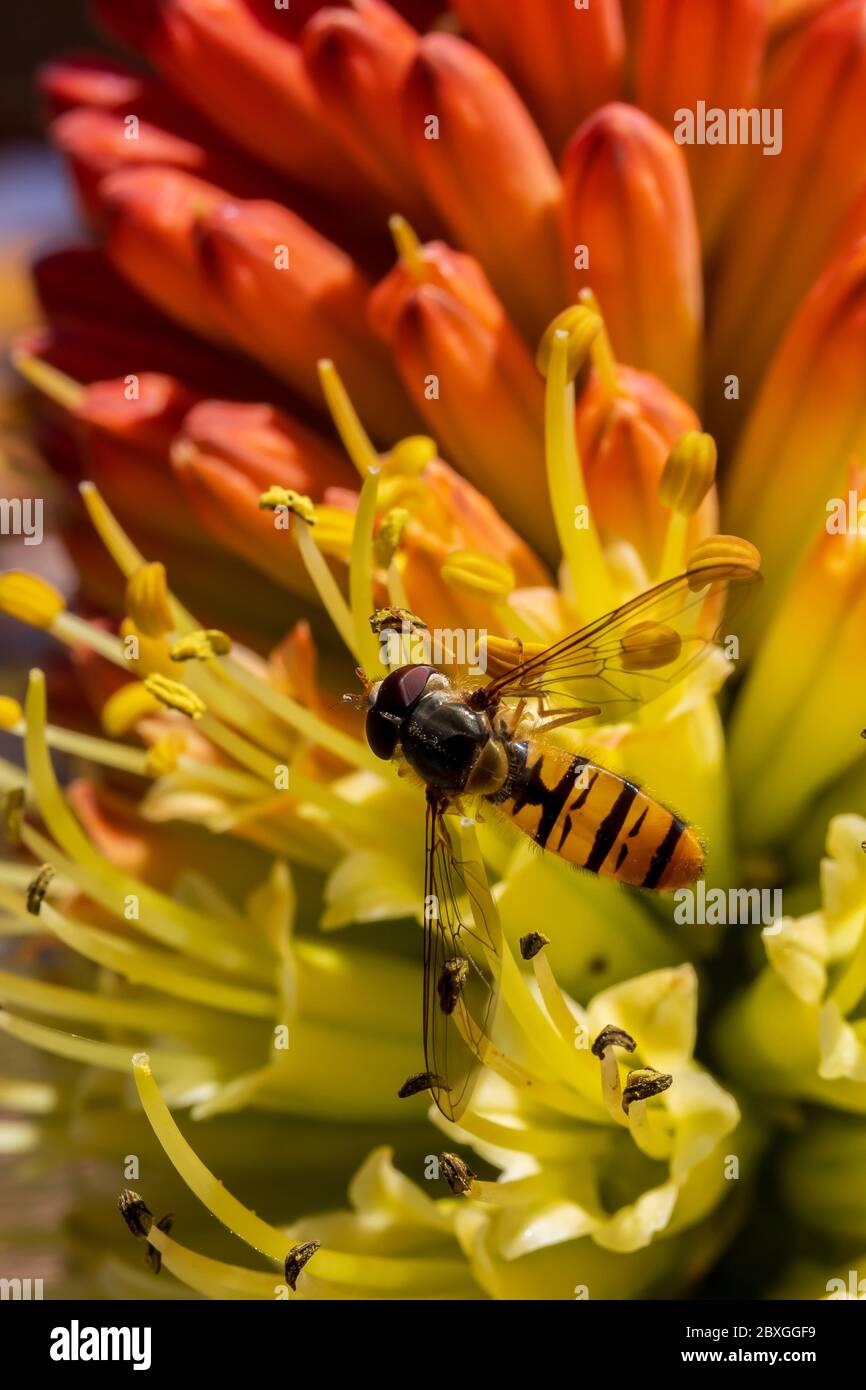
(477, 561, 759, 723)
(423, 795, 501, 1123)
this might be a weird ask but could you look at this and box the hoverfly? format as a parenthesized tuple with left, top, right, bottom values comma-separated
(361, 559, 759, 1121)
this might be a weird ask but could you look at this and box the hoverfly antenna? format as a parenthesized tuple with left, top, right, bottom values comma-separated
(342, 666, 375, 711)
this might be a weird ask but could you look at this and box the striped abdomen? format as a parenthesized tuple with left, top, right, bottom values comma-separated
(489, 739, 703, 891)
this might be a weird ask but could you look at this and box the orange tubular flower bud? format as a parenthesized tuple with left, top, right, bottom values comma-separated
(634, 0, 769, 252)
(199, 197, 416, 440)
(709, 0, 866, 407)
(562, 104, 703, 404)
(575, 366, 715, 577)
(72, 374, 203, 546)
(171, 400, 354, 594)
(369, 239, 554, 560)
(301, 0, 431, 228)
(101, 0, 365, 201)
(451, 0, 625, 156)
(403, 32, 564, 342)
(51, 109, 209, 224)
(724, 238, 866, 624)
(100, 167, 229, 343)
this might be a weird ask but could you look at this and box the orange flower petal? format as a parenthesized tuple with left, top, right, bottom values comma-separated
(370, 249, 553, 558)
(451, 0, 625, 156)
(403, 32, 564, 341)
(302, 0, 431, 226)
(99, 0, 365, 200)
(633, 0, 769, 251)
(576, 365, 715, 575)
(199, 197, 416, 439)
(709, 0, 866, 415)
(725, 236, 866, 622)
(100, 166, 230, 343)
(562, 103, 703, 403)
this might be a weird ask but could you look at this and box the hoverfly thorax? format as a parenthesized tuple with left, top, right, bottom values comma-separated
(365, 664, 509, 795)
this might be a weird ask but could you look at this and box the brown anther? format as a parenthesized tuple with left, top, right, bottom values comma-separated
(284, 1240, 320, 1291)
(520, 931, 550, 960)
(397, 1071, 441, 1099)
(591, 1024, 637, 1058)
(369, 606, 427, 634)
(438, 957, 469, 1015)
(118, 1189, 153, 1239)
(144, 1213, 174, 1274)
(440, 1153, 476, 1196)
(622, 1067, 673, 1113)
(25, 864, 55, 916)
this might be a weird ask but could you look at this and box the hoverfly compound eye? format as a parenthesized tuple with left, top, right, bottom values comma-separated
(365, 664, 436, 760)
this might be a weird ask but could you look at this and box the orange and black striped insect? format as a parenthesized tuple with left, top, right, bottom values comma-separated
(361, 559, 759, 1121)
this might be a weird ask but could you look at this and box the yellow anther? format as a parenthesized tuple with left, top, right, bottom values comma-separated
(388, 214, 426, 279)
(145, 731, 187, 777)
(2, 786, 25, 845)
(0, 572, 65, 628)
(374, 508, 410, 568)
(687, 535, 762, 589)
(659, 431, 717, 516)
(144, 674, 207, 721)
(440, 549, 516, 601)
(258, 486, 315, 524)
(536, 305, 601, 381)
(482, 635, 547, 679)
(0, 696, 22, 729)
(101, 682, 164, 737)
(126, 562, 173, 638)
(386, 435, 437, 476)
(170, 629, 231, 662)
(308, 505, 354, 561)
(620, 621, 683, 672)
(119, 619, 174, 677)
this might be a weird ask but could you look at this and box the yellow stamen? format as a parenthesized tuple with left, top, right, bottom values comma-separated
(386, 435, 437, 477)
(659, 431, 717, 580)
(146, 732, 187, 778)
(0, 1012, 211, 1080)
(101, 682, 163, 737)
(144, 674, 207, 720)
(687, 534, 762, 583)
(170, 629, 232, 662)
(660, 431, 717, 516)
(388, 213, 425, 280)
(126, 562, 174, 638)
(0, 697, 22, 729)
(578, 288, 619, 397)
(0, 572, 65, 628)
(373, 507, 409, 569)
(258, 486, 315, 524)
(540, 326, 616, 617)
(537, 304, 601, 379)
(294, 521, 357, 657)
(440, 549, 515, 602)
(11, 350, 85, 411)
(2, 787, 25, 845)
(350, 466, 384, 673)
(317, 359, 380, 478)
